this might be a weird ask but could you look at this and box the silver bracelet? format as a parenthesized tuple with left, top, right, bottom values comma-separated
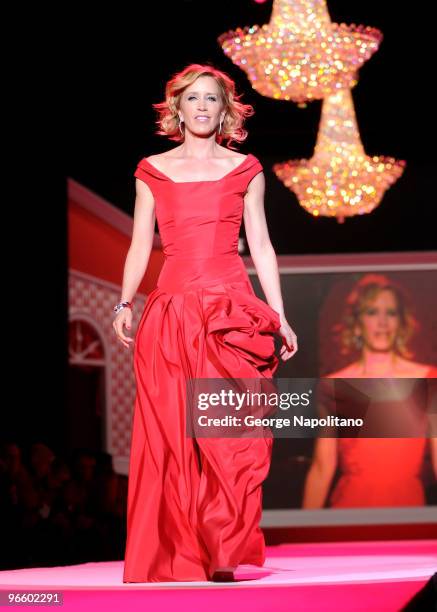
(113, 300, 133, 315)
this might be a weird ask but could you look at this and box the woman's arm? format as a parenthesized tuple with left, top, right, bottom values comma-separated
(120, 179, 156, 301)
(243, 171, 297, 360)
(113, 179, 156, 348)
(302, 437, 338, 508)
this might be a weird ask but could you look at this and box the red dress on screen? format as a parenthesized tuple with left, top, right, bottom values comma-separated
(328, 365, 437, 508)
(123, 154, 281, 582)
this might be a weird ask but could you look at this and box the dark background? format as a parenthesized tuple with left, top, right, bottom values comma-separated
(9, 0, 436, 449)
(68, 0, 436, 253)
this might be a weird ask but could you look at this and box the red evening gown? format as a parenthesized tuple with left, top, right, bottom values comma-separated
(123, 153, 281, 582)
(328, 365, 437, 508)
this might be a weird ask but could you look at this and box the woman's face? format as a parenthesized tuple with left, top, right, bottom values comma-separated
(178, 75, 225, 138)
(356, 289, 401, 352)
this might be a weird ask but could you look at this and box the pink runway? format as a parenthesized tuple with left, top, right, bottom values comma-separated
(1, 540, 436, 611)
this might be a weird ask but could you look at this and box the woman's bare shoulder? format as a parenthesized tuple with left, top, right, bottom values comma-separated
(325, 358, 433, 378)
(396, 358, 435, 377)
(146, 149, 181, 164)
(324, 363, 360, 378)
(190, 145, 244, 162)
(150, 146, 248, 162)
(220, 149, 248, 162)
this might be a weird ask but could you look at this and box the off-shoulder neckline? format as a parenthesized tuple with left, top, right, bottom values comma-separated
(139, 153, 255, 184)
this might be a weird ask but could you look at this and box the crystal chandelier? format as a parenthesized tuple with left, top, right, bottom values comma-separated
(218, 0, 383, 102)
(272, 88, 406, 222)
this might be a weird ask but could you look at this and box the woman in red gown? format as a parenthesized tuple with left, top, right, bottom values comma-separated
(113, 64, 298, 582)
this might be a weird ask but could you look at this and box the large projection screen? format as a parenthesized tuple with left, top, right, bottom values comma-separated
(246, 251, 437, 528)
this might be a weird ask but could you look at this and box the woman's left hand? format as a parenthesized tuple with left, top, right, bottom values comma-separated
(278, 317, 298, 360)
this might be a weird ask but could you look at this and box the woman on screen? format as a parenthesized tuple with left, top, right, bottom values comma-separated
(302, 274, 437, 508)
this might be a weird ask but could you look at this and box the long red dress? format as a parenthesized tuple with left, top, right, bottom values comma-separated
(328, 365, 437, 508)
(123, 153, 281, 582)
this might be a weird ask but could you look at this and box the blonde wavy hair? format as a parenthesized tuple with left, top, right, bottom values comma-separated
(152, 63, 255, 150)
(332, 274, 419, 359)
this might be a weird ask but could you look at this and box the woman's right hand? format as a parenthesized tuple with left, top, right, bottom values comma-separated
(113, 308, 134, 349)
(278, 317, 298, 361)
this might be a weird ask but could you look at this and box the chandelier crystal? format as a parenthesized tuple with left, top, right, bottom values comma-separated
(272, 88, 406, 222)
(218, 0, 383, 102)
